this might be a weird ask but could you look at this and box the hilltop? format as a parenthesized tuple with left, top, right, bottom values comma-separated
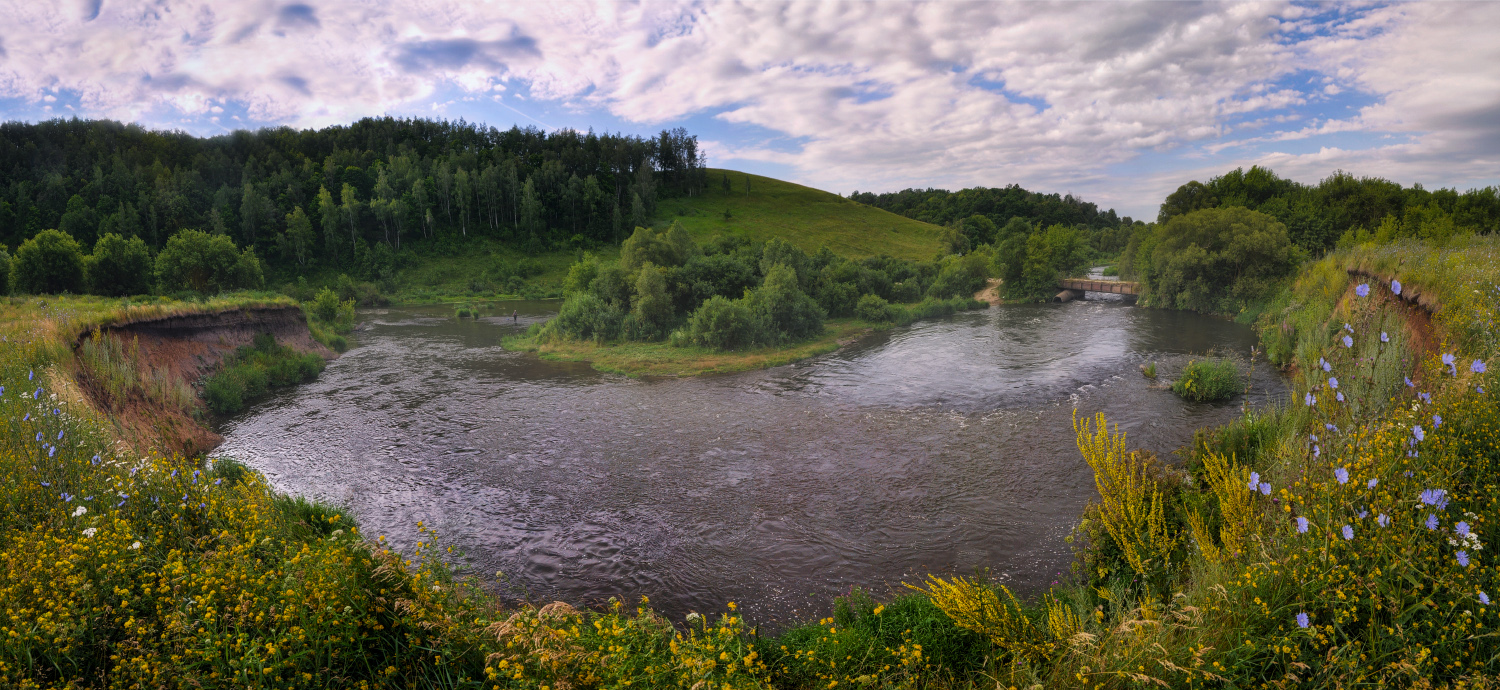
(658, 169, 945, 261)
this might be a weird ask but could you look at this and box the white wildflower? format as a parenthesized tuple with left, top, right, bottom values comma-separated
(82, 528, 97, 538)
(72, 506, 87, 518)
(130, 541, 142, 550)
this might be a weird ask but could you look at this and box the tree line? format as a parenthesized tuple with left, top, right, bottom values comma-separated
(0, 117, 707, 289)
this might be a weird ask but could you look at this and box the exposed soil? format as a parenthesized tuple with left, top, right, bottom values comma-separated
(73, 306, 334, 456)
(974, 278, 1002, 305)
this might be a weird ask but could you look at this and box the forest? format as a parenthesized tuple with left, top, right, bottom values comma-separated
(0, 117, 706, 290)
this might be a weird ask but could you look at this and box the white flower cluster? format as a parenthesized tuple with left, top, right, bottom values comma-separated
(1450, 512, 1485, 552)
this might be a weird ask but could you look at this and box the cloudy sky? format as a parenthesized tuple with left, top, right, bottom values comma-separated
(1, 1, 1496, 219)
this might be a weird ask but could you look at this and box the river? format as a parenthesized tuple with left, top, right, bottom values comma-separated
(217, 294, 1286, 627)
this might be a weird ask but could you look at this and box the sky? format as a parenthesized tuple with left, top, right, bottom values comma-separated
(0, 1, 1496, 220)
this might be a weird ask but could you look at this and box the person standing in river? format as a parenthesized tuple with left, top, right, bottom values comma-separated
(512, 310, 518, 323)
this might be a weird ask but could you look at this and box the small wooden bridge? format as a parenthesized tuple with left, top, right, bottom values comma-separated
(1055, 278, 1140, 302)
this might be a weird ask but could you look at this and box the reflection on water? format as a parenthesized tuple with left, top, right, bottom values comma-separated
(218, 298, 1285, 627)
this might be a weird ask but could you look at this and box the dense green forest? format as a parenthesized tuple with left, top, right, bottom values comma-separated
(0, 117, 706, 291)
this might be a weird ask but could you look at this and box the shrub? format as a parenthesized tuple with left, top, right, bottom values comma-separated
(890, 280, 921, 303)
(0, 245, 9, 295)
(549, 292, 624, 342)
(155, 229, 264, 294)
(12, 229, 86, 295)
(1171, 358, 1241, 402)
(683, 295, 760, 350)
(926, 252, 990, 299)
(816, 280, 860, 317)
(87, 233, 154, 296)
(855, 293, 892, 322)
(621, 222, 697, 270)
(748, 264, 823, 343)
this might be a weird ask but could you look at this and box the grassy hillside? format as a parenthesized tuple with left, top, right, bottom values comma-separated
(661, 169, 945, 260)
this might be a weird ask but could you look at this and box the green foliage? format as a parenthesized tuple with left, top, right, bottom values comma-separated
(87, 233, 153, 296)
(927, 252, 990, 299)
(155, 229, 264, 294)
(547, 292, 625, 343)
(1154, 165, 1499, 253)
(1134, 206, 1301, 314)
(855, 293, 892, 322)
(994, 223, 1091, 301)
(748, 264, 824, 343)
(680, 294, 758, 350)
(0, 245, 10, 295)
(1170, 358, 1241, 402)
(12, 229, 86, 295)
(625, 263, 673, 341)
(620, 222, 697, 270)
(759, 237, 812, 288)
(201, 333, 325, 415)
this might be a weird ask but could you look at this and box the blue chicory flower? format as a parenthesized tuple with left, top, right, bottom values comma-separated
(1475, 360, 1488, 374)
(1434, 414, 1443, 427)
(1414, 425, 1425, 441)
(1405, 376, 1415, 387)
(1336, 392, 1345, 402)
(1248, 472, 1261, 490)
(1259, 482, 1271, 496)
(1381, 332, 1389, 343)
(1343, 335, 1353, 348)
(1313, 445, 1321, 458)
(1419, 392, 1432, 403)
(1391, 279, 1402, 295)
(1458, 551, 1470, 567)
(1482, 592, 1492, 606)
(1297, 612, 1310, 628)
(1420, 489, 1449, 509)
(1355, 283, 1370, 297)
(1368, 478, 1378, 489)
(1344, 323, 1354, 333)
(1378, 514, 1389, 527)
(1296, 517, 1309, 533)
(1335, 467, 1349, 484)
(1305, 393, 1316, 406)
(1342, 525, 1354, 540)
(1458, 522, 1471, 537)
(1427, 514, 1440, 530)
(1321, 358, 1331, 372)
(1358, 509, 1368, 519)
(1329, 377, 1339, 389)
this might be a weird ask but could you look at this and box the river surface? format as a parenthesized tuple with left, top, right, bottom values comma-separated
(218, 294, 1286, 627)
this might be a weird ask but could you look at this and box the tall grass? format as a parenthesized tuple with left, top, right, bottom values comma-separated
(1170, 358, 1241, 402)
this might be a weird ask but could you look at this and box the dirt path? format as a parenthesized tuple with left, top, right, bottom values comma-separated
(974, 278, 1002, 305)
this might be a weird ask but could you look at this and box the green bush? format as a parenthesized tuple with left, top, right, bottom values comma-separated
(682, 295, 759, 350)
(926, 252, 989, 299)
(0, 245, 9, 295)
(155, 229, 263, 294)
(1135, 206, 1302, 313)
(88, 233, 153, 296)
(855, 293, 892, 322)
(549, 292, 625, 342)
(12, 229, 86, 295)
(1171, 358, 1241, 402)
(748, 264, 823, 343)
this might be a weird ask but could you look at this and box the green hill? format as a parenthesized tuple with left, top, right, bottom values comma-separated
(659, 169, 944, 260)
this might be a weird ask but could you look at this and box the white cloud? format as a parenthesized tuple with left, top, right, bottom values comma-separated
(0, 1, 1496, 219)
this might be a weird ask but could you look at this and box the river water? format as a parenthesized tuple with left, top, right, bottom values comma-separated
(217, 294, 1286, 626)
